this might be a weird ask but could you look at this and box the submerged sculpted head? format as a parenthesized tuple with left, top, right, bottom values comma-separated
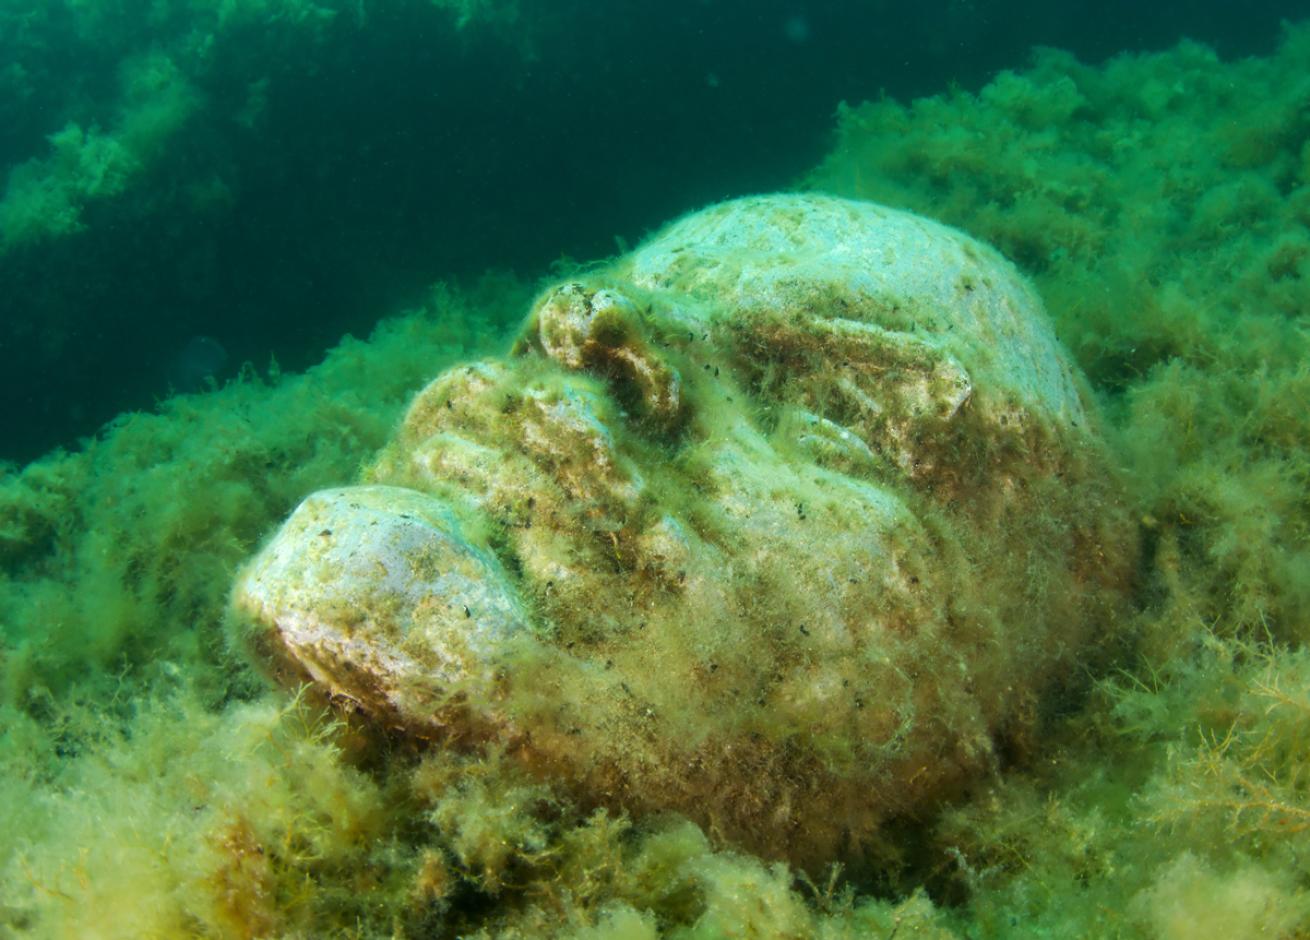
(235, 194, 1135, 867)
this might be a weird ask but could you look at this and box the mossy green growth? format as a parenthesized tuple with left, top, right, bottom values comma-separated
(804, 18, 1310, 937)
(0, 0, 345, 249)
(238, 193, 1135, 877)
(0, 278, 533, 936)
(4, 21, 1310, 940)
(1, 279, 523, 711)
(808, 23, 1310, 649)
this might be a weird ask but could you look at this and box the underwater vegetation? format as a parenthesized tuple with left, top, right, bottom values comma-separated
(10, 0, 1297, 468)
(0, 0, 553, 463)
(2, 20, 1310, 940)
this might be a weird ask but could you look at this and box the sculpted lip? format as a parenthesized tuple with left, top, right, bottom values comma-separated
(234, 193, 1136, 869)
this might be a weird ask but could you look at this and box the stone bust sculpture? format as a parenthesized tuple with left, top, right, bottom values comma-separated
(235, 193, 1135, 869)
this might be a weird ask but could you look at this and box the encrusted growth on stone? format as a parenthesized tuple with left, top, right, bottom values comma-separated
(234, 194, 1136, 869)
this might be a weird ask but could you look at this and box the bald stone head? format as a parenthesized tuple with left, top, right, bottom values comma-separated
(235, 194, 1135, 868)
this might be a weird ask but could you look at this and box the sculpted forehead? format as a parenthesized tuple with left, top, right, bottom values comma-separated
(620, 193, 1087, 425)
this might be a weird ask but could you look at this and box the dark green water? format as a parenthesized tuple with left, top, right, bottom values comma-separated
(3, 4, 1310, 936)
(2, 0, 1307, 462)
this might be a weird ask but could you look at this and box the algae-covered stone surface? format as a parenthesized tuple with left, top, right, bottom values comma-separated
(3, 23, 1310, 940)
(236, 194, 1135, 869)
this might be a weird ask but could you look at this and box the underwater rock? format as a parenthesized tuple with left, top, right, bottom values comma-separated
(235, 193, 1135, 868)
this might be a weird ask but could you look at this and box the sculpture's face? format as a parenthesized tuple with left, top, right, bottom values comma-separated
(236, 195, 1134, 867)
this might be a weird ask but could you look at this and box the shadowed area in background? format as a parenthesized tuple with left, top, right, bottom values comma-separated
(1, 0, 1307, 462)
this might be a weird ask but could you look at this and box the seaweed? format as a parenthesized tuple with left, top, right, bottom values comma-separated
(3, 20, 1310, 939)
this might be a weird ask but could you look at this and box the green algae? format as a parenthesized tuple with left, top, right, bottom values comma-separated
(0, 0, 341, 250)
(808, 23, 1310, 652)
(0, 0, 532, 252)
(2, 24, 1310, 940)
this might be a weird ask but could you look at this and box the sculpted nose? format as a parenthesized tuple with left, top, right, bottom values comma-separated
(234, 485, 531, 729)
